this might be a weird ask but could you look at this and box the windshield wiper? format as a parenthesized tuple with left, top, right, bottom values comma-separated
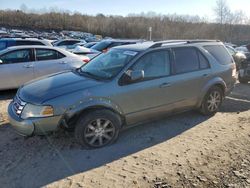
(78, 70, 104, 80)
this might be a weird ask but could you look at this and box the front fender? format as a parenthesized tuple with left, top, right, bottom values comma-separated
(62, 97, 124, 126)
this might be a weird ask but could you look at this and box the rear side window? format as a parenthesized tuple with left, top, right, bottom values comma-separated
(16, 40, 45, 46)
(198, 51, 210, 69)
(27, 41, 45, 46)
(204, 45, 232, 65)
(57, 41, 79, 46)
(0, 41, 6, 50)
(35, 49, 65, 61)
(173, 47, 199, 74)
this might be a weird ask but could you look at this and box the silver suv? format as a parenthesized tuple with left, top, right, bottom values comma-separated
(8, 40, 237, 148)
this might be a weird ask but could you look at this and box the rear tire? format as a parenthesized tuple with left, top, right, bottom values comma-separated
(200, 86, 223, 116)
(74, 109, 121, 149)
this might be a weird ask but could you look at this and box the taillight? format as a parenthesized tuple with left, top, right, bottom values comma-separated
(83, 58, 90, 63)
(102, 49, 108, 53)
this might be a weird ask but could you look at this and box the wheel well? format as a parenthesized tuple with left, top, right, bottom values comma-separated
(65, 106, 125, 129)
(213, 83, 225, 96)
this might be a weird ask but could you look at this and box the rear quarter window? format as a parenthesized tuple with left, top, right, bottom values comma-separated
(204, 45, 233, 65)
(0, 41, 6, 50)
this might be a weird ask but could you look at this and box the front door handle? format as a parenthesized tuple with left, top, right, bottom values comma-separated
(23, 65, 33, 68)
(59, 61, 67, 64)
(202, 73, 209, 77)
(159, 82, 171, 88)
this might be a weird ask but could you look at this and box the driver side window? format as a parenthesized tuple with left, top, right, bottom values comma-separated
(132, 50, 171, 80)
(0, 49, 31, 64)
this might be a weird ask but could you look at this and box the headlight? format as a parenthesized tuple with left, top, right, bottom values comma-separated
(21, 104, 54, 119)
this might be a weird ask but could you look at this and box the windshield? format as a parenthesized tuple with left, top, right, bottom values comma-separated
(91, 41, 111, 51)
(80, 49, 137, 80)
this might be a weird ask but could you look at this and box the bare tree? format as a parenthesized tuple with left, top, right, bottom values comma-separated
(214, 0, 231, 24)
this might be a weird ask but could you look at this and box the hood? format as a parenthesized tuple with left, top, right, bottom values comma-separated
(19, 71, 102, 104)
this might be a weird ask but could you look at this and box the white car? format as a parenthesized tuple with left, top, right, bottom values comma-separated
(0, 45, 89, 90)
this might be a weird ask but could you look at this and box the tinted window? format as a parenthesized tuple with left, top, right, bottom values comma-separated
(15, 41, 31, 46)
(57, 40, 79, 46)
(132, 50, 171, 79)
(204, 45, 233, 65)
(0, 41, 6, 50)
(27, 41, 45, 46)
(174, 48, 199, 74)
(198, 51, 210, 69)
(36, 49, 64, 61)
(91, 41, 111, 51)
(0, 49, 31, 64)
(84, 42, 97, 48)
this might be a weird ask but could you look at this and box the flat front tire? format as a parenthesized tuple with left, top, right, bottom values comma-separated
(200, 86, 223, 116)
(74, 109, 121, 149)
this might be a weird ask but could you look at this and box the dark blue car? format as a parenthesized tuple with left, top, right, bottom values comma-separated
(0, 38, 52, 51)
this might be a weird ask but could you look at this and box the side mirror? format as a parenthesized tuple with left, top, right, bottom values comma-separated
(0, 60, 3, 64)
(129, 70, 144, 82)
(119, 70, 144, 86)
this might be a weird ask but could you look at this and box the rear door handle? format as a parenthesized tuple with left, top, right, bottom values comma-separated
(23, 65, 33, 68)
(159, 82, 171, 88)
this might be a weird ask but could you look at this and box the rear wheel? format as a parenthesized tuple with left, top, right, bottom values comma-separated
(74, 109, 121, 149)
(200, 86, 223, 116)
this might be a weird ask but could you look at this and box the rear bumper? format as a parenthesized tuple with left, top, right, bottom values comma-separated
(8, 102, 62, 136)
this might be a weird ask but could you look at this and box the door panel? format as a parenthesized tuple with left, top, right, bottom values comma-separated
(114, 77, 176, 125)
(0, 49, 34, 90)
(112, 50, 175, 125)
(33, 49, 67, 78)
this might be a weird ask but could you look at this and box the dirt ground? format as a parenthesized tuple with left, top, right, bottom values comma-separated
(0, 83, 249, 188)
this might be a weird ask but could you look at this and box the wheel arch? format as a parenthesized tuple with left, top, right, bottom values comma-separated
(197, 77, 226, 107)
(61, 99, 126, 130)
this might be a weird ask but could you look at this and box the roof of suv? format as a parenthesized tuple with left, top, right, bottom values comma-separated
(114, 40, 222, 51)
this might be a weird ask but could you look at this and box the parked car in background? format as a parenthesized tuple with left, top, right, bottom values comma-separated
(0, 38, 52, 51)
(235, 46, 249, 53)
(225, 45, 246, 70)
(88, 39, 145, 59)
(91, 39, 144, 53)
(8, 40, 236, 148)
(53, 39, 86, 50)
(70, 45, 99, 56)
(84, 42, 98, 48)
(0, 46, 89, 90)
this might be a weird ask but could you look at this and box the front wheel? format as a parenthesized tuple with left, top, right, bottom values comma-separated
(200, 86, 223, 116)
(74, 109, 121, 149)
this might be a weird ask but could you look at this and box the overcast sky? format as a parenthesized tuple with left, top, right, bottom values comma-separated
(1, 0, 250, 19)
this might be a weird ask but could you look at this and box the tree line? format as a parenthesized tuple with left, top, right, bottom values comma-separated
(0, 0, 250, 44)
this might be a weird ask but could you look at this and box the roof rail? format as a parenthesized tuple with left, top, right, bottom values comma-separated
(150, 40, 187, 48)
(150, 39, 221, 49)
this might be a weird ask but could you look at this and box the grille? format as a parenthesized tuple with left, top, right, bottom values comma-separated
(12, 95, 26, 116)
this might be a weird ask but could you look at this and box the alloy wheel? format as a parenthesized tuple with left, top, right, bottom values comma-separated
(84, 118, 115, 147)
(207, 91, 221, 112)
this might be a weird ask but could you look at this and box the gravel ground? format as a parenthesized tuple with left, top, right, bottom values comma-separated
(0, 83, 249, 188)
